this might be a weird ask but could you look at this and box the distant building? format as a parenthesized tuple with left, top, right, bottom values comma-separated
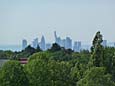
(73, 41, 81, 52)
(61, 39, 65, 48)
(65, 37, 72, 49)
(57, 37, 62, 46)
(102, 40, 107, 47)
(54, 31, 73, 49)
(32, 38, 38, 49)
(40, 35, 46, 50)
(54, 31, 61, 46)
(19, 58, 28, 64)
(46, 43, 51, 50)
(22, 39, 27, 50)
(54, 31, 57, 42)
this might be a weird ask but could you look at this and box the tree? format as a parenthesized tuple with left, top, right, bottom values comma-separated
(24, 45, 36, 55)
(0, 60, 29, 86)
(25, 51, 73, 86)
(89, 31, 104, 67)
(111, 52, 115, 81)
(77, 67, 115, 86)
(36, 45, 42, 52)
(64, 49, 74, 54)
(16, 45, 36, 59)
(48, 61, 73, 86)
(0, 50, 14, 59)
(49, 43, 61, 52)
(28, 52, 49, 62)
(25, 59, 51, 86)
(70, 55, 89, 85)
(102, 47, 115, 73)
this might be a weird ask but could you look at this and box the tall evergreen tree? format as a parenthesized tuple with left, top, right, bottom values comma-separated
(89, 31, 104, 67)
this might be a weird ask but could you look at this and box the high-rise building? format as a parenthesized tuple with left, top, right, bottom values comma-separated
(56, 37, 61, 46)
(54, 31, 66, 48)
(54, 31, 73, 49)
(73, 41, 81, 52)
(102, 40, 107, 47)
(114, 42, 115, 47)
(61, 39, 65, 48)
(54, 31, 61, 45)
(65, 37, 72, 49)
(22, 39, 27, 50)
(40, 35, 46, 50)
(32, 38, 38, 49)
(46, 43, 51, 50)
(54, 31, 57, 42)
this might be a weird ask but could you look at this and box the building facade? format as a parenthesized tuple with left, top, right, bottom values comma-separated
(22, 39, 27, 50)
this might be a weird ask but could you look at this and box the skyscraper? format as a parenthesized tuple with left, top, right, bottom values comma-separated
(54, 31, 67, 48)
(65, 37, 72, 49)
(56, 37, 62, 46)
(73, 41, 81, 52)
(61, 39, 65, 48)
(40, 35, 46, 50)
(22, 39, 27, 50)
(46, 43, 51, 50)
(54, 31, 57, 42)
(32, 38, 38, 49)
(114, 42, 115, 47)
(102, 40, 107, 47)
(54, 31, 61, 45)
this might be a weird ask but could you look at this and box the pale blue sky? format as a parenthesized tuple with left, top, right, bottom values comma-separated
(0, 0, 115, 45)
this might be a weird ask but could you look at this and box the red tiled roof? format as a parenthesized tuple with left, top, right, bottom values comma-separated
(20, 60, 28, 64)
(19, 58, 28, 64)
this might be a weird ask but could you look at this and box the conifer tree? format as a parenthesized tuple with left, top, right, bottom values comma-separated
(89, 31, 104, 67)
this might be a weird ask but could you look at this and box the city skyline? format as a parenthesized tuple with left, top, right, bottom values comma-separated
(0, 0, 115, 45)
(21, 31, 114, 52)
(22, 31, 85, 52)
(0, 31, 115, 51)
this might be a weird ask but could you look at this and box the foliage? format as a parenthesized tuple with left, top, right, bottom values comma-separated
(111, 52, 115, 81)
(77, 67, 115, 86)
(25, 54, 73, 86)
(70, 54, 89, 85)
(49, 50, 73, 61)
(25, 59, 51, 86)
(48, 60, 73, 86)
(0, 60, 29, 86)
(0, 31, 115, 85)
(0, 50, 14, 59)
(14, 45, 42, 59)
(48, 43, 61, 52)
(89, 31, 104, 67)
(28, 52, 49, 62)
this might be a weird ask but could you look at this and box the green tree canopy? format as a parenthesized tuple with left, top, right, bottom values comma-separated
(77, 67, 115, 86)
(48, 61, 73, 86)
(49, 43, 61, 52)
(28, 52, 49, 62)
(0, 60, 29, 86)
(25, 59, 51, 86)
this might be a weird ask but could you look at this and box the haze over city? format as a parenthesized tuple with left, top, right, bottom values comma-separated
(0, 0, 115, 45)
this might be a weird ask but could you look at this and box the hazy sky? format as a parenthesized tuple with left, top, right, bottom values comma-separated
(0, 0, 115, 45)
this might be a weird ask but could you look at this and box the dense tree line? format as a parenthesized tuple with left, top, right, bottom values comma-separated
(0, 31, 115, 86)
(0, 45, 42, 60)
(0, 50, 14, 59)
